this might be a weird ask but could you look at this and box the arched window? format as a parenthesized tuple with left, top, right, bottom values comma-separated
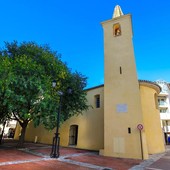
(69, 125, 78, 145)
(113, 23, 121, 36)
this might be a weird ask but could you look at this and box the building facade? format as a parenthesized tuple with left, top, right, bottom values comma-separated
(0, 120, 17, 138)
(14, 5, 165, 160)
(156, 80, 170, 143)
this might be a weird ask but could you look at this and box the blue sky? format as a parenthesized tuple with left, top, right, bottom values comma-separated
(0, 0, 170, 88)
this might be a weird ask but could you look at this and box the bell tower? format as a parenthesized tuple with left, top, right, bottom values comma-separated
(101, 5, 148, 159)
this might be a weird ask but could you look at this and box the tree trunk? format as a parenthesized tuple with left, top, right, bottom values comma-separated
(17, 121, 28, 148)
(0, 121, 6, 145)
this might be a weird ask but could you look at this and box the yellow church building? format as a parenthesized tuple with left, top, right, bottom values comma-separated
(14, 5, 165, 160)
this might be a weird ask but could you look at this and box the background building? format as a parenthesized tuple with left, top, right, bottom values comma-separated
(0, 120, 17, 138)
(156, 80, 170, 143)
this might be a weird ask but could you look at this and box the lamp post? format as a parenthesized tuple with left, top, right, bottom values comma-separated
(50, 80, 72, 158)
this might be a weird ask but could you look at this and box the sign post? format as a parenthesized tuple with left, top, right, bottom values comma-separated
(137, 124, 144, 160)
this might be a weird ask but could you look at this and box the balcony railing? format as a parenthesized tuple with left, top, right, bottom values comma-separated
(160, 113, 170, 120)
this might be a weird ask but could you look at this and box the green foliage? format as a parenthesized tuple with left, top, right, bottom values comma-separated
(0, 56, 11, 123)
(0, 41, 88, 132)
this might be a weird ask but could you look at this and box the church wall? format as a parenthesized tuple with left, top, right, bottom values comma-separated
(14, 121, 55, 144)
(59, 86, 104, 150)
(140, 84, 165, 154)
(15, 86, 104, 151)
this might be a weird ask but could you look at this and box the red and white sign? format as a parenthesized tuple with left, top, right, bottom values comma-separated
(137, 124, 143, 130)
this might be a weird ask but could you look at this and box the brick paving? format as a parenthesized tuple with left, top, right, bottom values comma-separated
(1, 140, 169, 170)
(30, 147, 89, 156)
(67, 154, 140, 170)
(0, 160, 93, 170)
(144, 150, 170, 170)
(0, 149, 40, 162)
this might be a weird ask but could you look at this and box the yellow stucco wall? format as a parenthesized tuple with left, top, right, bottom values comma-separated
(14, 82, 165, 159)
(59, 86, 104, 150)
(140, 83, 165, 154)
(15, 86, 104, 151)
(101, 14, 148, 159)
(14, 122, 55, 144)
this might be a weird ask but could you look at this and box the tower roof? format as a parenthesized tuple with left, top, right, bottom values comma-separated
(112, 5, 124, 18)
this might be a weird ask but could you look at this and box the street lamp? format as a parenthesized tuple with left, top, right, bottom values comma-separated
(50, 80, 72, 158)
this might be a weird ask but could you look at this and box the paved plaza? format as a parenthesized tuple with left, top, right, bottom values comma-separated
(0, 140, 169, 170)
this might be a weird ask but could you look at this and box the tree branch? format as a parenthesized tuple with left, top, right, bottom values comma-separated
(13, 111, 22, 125)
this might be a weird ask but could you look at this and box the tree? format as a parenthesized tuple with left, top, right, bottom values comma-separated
(0, 55, 12, 144)
(0, 41, 88, 147)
